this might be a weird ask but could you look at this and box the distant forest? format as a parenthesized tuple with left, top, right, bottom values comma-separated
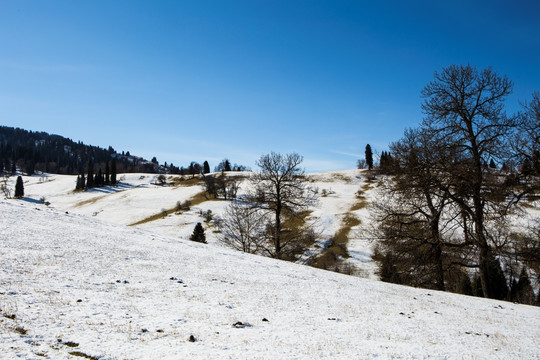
(0, 126, 248, 177)
(0, 126, 159, 175)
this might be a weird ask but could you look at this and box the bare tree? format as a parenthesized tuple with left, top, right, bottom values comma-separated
(373, 128, 455, 290)
(421, 64, 517, 298)
(250, 152, 317, 259)
(218, 201, 266, 253)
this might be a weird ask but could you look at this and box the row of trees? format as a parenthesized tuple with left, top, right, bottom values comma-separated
(75, 159, 118, 190)
(371, 65, 539, 303)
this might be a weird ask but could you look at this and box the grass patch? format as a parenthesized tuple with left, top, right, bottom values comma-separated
(73, 194, 110, 207)
(14, 326, 28, 335)
(350, 199, 369, 211)
(169, 176, 201, 187)
(129, 191, 209, 226)
(311, 212, 361, 272)
(69, 351, 99, 360)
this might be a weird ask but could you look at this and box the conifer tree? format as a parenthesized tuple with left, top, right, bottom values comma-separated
(513, 267, 535, 304)
(111, 158, 117, 184)
(365, 144, 373, 170)
(460, 274, 473, 296)
(105, 161, 110, 184)
(14, 175, 24, 198)
(203, 161, 210, 174)
(190, 222, 207, 243)
(97, 168, 103, 187)
(87, 160, 94, 188)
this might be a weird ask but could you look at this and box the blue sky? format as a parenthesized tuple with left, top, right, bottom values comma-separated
(1, 1, 539, 172)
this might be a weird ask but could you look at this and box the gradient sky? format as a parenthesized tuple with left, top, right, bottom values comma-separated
(1, 1, 539, 172)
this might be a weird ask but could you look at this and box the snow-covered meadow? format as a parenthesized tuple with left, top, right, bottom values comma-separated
(1, 172, 539, 359)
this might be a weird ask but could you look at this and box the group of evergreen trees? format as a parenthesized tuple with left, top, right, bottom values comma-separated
(75, 159, 117, 190)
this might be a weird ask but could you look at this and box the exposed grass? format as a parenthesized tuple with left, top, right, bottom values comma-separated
(129, 191, 209, 226)
(350, 199, 369, 211)
(169, 176, 201, 187)
(14, 326, 28, 335)
(311, 211, 361, 271)
(69, 351, 99, 360)
(73, 194, 110, 207)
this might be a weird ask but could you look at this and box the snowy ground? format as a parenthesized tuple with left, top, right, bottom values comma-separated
(5, 171, 378, 278)
(1, 199, 539, 359)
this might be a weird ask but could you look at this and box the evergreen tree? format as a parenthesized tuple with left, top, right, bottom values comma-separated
(203, 161, 210, 174)
(365, 144, 373, 170)
(105, 161, 110, 184)
(224, 159, 231, 172)
(14, 175, 24, 198)
(190, 223, 207, 243)
(486, 254, 508, 300)
(111, 158, 117, 184)
(513, 267, 535, 304)
(378, 252, 401, 284)
(87, 160, 94, 188)
(460, 274, 473, 295)
(489, 159, 497, 169)
(97, 168, 103, 187)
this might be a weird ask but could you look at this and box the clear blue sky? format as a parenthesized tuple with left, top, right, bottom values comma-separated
(1, 1, 539, 172)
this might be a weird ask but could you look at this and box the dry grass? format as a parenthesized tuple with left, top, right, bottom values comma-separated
(168, 176, 202, 187)
(73, 194, 110, 207)
(312, 212, 361, 270)
(129, 191, 209, 226)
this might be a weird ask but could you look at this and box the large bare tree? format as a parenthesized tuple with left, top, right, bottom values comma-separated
(421, 64, 517, 298)
(250, 152, 317, 259)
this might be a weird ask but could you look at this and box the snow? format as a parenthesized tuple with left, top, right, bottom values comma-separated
(1, 194, 540, 359)
(7, 171, 379, 277)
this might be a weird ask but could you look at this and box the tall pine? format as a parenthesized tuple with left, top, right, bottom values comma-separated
(365, 144, 373, 170)
(14, 175, 24, 198)
(190, 223, 207, 243)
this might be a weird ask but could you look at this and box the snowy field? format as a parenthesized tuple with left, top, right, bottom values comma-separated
(5, 171, 378, 278)
(1, 198, 540, 359)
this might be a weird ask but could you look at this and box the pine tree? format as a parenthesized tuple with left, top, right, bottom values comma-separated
(365, 144, 373, 170)
(111, 158, 117, 184)
(86, 160, 94, 188)
(190, 223, 207, 243)
(489, 159, 497, 169)
(224, 159, 231, 172)
(14, 175, 24, 198)
(486, 254, 508, 300)
(203, 161, 210, 174)
(460, 274, 473, 295)
(514, 267, 535, 305)
(105, 161, 110, 184)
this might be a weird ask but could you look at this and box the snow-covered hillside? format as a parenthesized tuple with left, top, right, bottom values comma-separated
(5, 171, 377, 278)
(1, 199, 540, 359)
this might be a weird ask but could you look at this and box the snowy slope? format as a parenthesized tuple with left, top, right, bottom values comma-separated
(8, 171, 378, 278)
(1, 199, 539, 359)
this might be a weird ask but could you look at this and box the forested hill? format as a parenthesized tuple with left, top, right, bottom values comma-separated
(0, 126, 158, 175)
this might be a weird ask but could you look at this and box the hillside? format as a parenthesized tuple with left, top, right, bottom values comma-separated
(1, 199, 539, 359)
(0, 126, 161, 175)
(4, 171, 377, 278)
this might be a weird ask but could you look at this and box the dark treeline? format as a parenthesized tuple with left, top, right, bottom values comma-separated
(0, 126, 156, 175)
(0, 126, 249, 179)
(368, 65, 540, 305)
